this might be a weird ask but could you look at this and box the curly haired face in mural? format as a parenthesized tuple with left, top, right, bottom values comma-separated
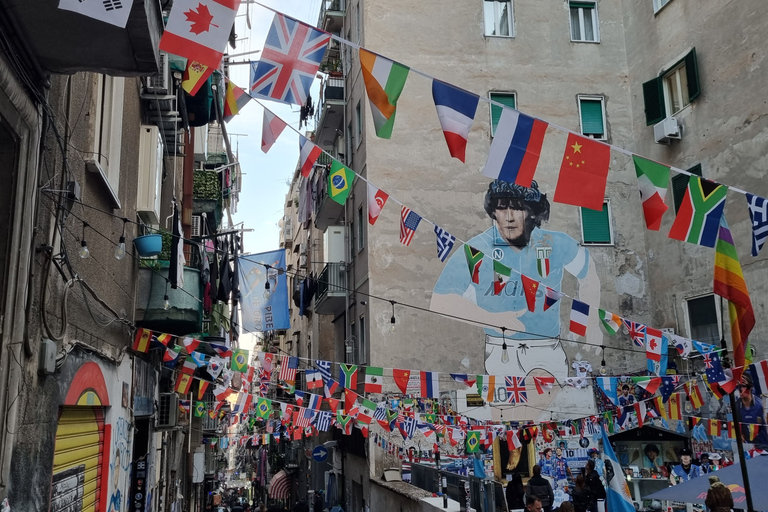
(431, 180, 602, 407)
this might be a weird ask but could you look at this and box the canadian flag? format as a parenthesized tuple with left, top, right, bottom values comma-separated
(160, 0, 241, 70)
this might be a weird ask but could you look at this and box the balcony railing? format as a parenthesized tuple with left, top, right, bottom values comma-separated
(319, 0, 346, 33)
(313, 166, 345, 230)
(315, 263, 347, 315)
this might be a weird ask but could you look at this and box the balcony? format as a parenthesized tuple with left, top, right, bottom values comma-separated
(315, 262, 347, 315)
(0, 0, 163, 75)
(315, 77, 346, 150)
(318, 0, 346, 34)
(313, 165, 345, 230)
(136, 262, 203, 335)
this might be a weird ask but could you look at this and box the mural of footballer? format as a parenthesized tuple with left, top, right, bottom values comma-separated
(431, 180, 602, 408)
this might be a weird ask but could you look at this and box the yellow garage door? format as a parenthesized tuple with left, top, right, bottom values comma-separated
(50, 407, 105, 512)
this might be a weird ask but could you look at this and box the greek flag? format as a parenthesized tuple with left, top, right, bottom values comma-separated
(315, 411, 332, 431)
(315, 359, 332, 382)
(746, 193, 768, 256)
(434, 225, 456, 262)
(373, 403, 387, 422)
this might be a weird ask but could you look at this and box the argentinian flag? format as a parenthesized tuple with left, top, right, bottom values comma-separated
(601, 427, 635, 512)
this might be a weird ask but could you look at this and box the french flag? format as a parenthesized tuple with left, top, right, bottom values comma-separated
(420, 371, 440, 398)
(299, 135, 322, 177)
(261, 108, 287, 153)
(432, 80, 479, 163)
(569, 299, 590, 337)
(543, 287, 563, 312)
(482, 109, 548, 187)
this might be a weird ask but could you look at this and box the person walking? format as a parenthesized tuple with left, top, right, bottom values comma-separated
(526, 465, 555, 512)
(570, 475, 594, 512)
(583, 460, 606, 512)
(506, 472, 526, 511)
(705, 476, 734, 512)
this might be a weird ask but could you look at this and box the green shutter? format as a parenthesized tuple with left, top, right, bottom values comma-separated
(570, 1, 595, 8)
(684, 48, 701, 102)
(672, 164, 702, 213)
(580, 99, 604, 136)
(642, 77, 665, 126)
(581, 202, 611, 244)
(490, 93, 516, 136)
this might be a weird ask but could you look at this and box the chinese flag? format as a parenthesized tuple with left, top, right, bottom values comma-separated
(554, 133, 611, 211)
(520, 274, 540, 312)
(393, 369, 411, 394)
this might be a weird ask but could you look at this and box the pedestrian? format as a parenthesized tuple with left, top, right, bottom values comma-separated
(506, 472, 525, 511)
(559, 502, 575, 512)
(705, 475, 734, 512)
(737, 381, 768, 450)
(526, 465, 555, 512)
(313, 491, 325, 512)
(570, 475, 593, 512)
(525, 495, 543, 512)
(293, 500, 309, 512)
(583, 460, 605, 512)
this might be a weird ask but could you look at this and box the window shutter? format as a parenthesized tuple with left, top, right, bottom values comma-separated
(490, 93, 516, 136)
(581, 203, 611, 243)
(672, 164, 702, 213)
(580, 99, 604, 136)
(569, 1, 595, 8)
(642, 77, 666, 126)
(684, 48, 701, 102)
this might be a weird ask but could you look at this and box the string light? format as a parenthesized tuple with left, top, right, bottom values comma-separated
(264, 265, 271, 300)
(114, 218, 127, 260)
(78, 222, 90, 259)
(163, 281, 171, 311)
(600, 346, 608, 376)
(500, 327, 509, 364)
(389, 300, 396, 334)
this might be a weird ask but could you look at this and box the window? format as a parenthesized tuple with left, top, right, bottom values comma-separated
(580, 200, 613, 244)
(355, 101, 362, 146)
(653, 0, 673, 13)
(346, 121, 353, 164)
(349, 219, 355, 261)
(91, 74, 125, 206)
(483, 0, 514, 38)
(358, 314, 367, 364)
(489, 92, 516, 137)
(569, 2, 599, 42)
(578, 96, 606, 140)
(672, 164, 702, 213)
(357, 205, 364, 251)
(355, 1, 361, 43)
(642, 48, 701, 125)
(686, 295, 720, 344)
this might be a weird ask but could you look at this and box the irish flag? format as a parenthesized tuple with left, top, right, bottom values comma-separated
(360, 49, 410, 139)
(598, 309, 621, 335)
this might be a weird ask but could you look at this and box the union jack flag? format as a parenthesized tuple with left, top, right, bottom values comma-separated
(434, 225, 456, 262)
(400, 206, 422, 246)
(505, 376, 528, 404)
(250, 13, 331, 106)
(703, 353, 715, 369)
(622, 319, 647, 347)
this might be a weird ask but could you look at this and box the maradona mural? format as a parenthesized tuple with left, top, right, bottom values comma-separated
(431, 180, 602, 418)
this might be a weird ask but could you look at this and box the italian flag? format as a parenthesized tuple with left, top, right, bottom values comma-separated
(632, 155, 670, 231)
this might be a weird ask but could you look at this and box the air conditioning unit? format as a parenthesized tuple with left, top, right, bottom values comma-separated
(137, 125, 164, 226)
(191, 215, 202, 237)
(653, 117, 681, 144)
(661, 328, 675, 337)
(283, 219, 293, 240)
(156, 393, 178, 429)
(145, 52, 170, 94)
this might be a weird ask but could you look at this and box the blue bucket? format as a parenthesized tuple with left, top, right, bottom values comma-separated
(133, 234, 162, 257)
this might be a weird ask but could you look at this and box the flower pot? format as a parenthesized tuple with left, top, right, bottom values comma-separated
(133, 234, 163, 257)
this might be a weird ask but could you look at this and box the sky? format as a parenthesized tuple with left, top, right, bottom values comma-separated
(227, 0, 324, 256)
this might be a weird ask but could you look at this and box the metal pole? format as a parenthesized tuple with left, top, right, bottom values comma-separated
(718, 297, 754, 512)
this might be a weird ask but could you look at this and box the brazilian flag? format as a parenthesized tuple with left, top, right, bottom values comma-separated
(256, 397, 272, 420)
(466, 431, 481, 453)
(194, 401, 206, 417)
(328, 159, 355, 205)
(231, 348, 249, 373)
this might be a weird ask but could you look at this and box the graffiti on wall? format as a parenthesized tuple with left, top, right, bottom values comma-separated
(109, 413, 132, 512)
(431, 180, 602, 419)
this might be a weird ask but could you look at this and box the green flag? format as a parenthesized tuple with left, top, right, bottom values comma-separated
(255, 397, 272, 420)
(328, 159, 355, 205)
(466, 431, 481, 453)
(231, 348, 249, 373)
(632, 155, 670, 231)
(464, 245, 484, 284)
(194, 401, 206, 417)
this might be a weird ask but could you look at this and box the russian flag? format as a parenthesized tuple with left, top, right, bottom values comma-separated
(482, 108, 548, 187)
(307, 393, 322, 411)
(420, 371, 440, 398)
(431, 80, 479, 163)
(299, 135, 323, 178)
(569, 299, 590, 337)
(543, 287, 563, 312)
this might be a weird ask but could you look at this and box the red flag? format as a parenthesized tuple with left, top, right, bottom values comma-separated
(344, 388, 359, 415)
(326, 397, 339, 413)
(133, 328, 152, 353)
(533, 376, 555, 394)
(393, 369, 411, 394)
(520, 274, 540, 312)
(554, 133, 611, 211)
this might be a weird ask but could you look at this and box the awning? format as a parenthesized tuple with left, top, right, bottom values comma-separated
(643, 455, 768, 509)
(269, 470, 291, 499)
